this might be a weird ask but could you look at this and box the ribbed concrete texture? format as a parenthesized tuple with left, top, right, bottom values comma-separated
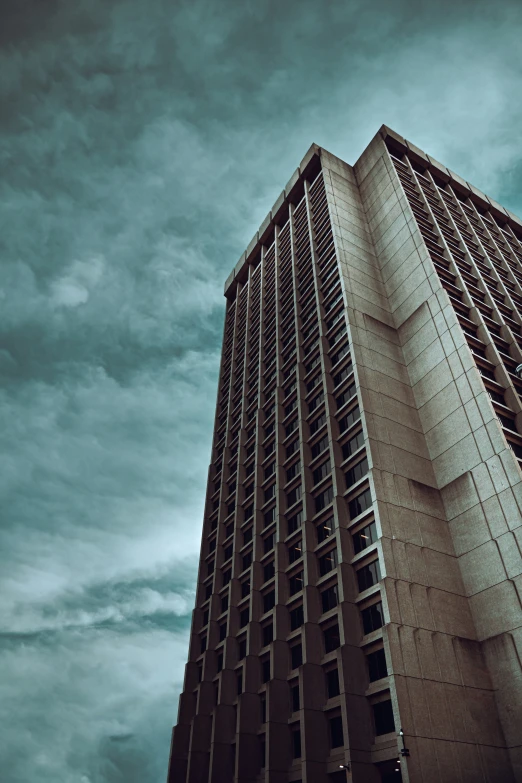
(167, 126, 522, 783)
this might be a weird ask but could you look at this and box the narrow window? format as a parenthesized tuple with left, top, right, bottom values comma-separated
(262, 623, 273, 647)
(263, 590, 275, 613)
(367, 648, 388, 682)
(292, 726, 302, 759)
(291, 643, 303, 669)
(329, 715, 344, 748)
(263, 561, 275, 582)
(311, 434, 329, 459)
(373, 700, 395, 735)
(361, 601, 384, 634)
(286, 460, 300, 482)
(321, 585, 338, 613)
(319, 548, 337, 576)
(313, 459, 331, 486)
(287, 510, 303, 534)
(334, 363, 353, 387)
(352, 520, 377, 554)
(349, 487, 372, 519)
(315, 485, 334, 512)
(263, 533, 275, 554)
(264, 484, 276, 503)
(336, 382, 356, 409)
(326, 668, 340, 698)
(287, 484, 302, 507)
(310, 411, 326, 435)
(345, 456, 369, 489)
(290, 605, 304, 631)
(289, 572, 304, 596)
(264, 507, 276, 527)
(288, 538, 302, 563)
(323, 623, 340, 653)
(357, 559, 381, 592)
(338, 403, 359, 432)
(317, 516, 335, 543)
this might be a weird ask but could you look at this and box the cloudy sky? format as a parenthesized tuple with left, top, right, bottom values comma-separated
(1, 1, 521, 781)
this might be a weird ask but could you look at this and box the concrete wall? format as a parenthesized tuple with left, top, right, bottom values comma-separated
(347, 132, 522, 782)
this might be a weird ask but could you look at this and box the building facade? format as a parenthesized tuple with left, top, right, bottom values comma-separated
(167, 126, 522, 783)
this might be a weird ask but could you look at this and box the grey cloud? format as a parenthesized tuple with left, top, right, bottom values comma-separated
(1, 0, 521, 781)
(0, 626, 186, 783)
(3, 577, 195, 637)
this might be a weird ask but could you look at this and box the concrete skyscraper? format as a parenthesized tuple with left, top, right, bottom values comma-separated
(167, 126, 522, 783)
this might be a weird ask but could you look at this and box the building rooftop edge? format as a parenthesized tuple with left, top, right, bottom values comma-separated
(224, 125, 522, 298)
(223, 142, 322, 297)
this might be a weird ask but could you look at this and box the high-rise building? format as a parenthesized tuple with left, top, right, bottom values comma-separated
(167, 126, 522, 783)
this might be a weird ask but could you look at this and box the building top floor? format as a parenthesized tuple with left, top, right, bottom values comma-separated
(224, 124, 522, 299)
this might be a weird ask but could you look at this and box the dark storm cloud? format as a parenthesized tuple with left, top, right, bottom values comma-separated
(1, 0, 521, 781)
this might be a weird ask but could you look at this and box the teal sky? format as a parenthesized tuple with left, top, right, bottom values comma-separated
(1, 1, 521, 781)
